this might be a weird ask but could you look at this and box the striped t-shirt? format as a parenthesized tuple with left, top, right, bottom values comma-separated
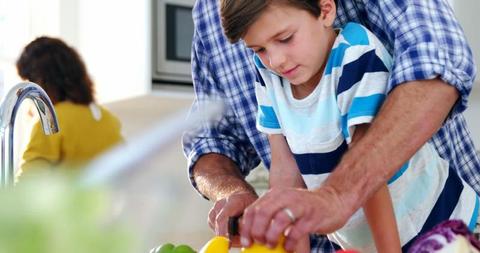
(254, 22, 478, 252)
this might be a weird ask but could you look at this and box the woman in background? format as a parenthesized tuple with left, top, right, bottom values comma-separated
(16, 36, 123, 173)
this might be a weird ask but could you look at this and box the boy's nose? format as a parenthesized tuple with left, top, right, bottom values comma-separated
(268, 52, 287, 71)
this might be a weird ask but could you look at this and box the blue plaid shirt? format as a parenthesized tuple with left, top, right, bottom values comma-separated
(182, 0, 479, 252)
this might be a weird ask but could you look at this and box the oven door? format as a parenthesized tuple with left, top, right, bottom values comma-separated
(153, 0, 195, 83)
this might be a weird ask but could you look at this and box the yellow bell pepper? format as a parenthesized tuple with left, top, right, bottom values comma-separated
(199, 235, 288, 253)
(199, 236, 230, 253)
(241, 236, 288, 253)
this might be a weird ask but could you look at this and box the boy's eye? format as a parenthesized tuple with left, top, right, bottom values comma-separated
(279, 35, 292, 43)
(254, 48, 266, 54)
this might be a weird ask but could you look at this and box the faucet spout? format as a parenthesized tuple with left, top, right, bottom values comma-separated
(0, 82, 59, 187)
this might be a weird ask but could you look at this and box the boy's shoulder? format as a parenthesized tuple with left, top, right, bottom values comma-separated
(337, 22, 372, 47)
(326, 22, 392, 75)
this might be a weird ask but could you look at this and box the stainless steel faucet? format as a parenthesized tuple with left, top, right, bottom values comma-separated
(0, 82, 59, 187)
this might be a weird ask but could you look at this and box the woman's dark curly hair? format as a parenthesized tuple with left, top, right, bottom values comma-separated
(16, 36, 94, 105)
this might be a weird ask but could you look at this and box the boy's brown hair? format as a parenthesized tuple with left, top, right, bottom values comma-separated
(221, 0, 325, 43)
(16, 36, 95, 105)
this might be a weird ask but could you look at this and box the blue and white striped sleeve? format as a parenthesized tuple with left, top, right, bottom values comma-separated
(335, 23, 392, 143)
(253, 55, 283, 135)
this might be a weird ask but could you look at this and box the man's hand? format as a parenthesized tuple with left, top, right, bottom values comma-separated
(209, 191, 258, 246)
(239, 187, 348, 252)
(192, 153, 258, 246)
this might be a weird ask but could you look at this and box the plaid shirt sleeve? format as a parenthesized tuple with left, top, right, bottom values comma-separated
(182, 4, 261, 198)
(364, 0, 476, 114)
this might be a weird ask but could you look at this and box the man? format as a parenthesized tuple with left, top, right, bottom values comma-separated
(182, 0, 479, 251)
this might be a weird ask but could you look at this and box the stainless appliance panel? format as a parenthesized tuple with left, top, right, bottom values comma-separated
(153, 0, 194, 83)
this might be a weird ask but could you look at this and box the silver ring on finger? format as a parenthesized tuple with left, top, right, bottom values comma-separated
(283, 207, 296, 223)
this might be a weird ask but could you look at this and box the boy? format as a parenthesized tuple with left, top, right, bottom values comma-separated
(220, 0, 478, 252)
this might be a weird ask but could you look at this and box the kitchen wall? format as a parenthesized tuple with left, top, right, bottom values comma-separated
(62, 0, 151, 103)
(0, 0, 151, 103)
(0, 0, 61, 94)
(452, 0, 480, 84)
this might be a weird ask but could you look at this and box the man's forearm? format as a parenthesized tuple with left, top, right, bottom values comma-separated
(193, 153, 257, 201)
(322, 78, 459, 218)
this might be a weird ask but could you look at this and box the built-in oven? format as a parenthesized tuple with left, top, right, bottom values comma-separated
(153, 0, 195, 84)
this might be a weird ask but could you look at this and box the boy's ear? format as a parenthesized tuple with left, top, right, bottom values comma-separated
(318, 0, 336, 26)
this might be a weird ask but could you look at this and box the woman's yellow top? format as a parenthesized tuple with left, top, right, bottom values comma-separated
(20, 101, 123, 171)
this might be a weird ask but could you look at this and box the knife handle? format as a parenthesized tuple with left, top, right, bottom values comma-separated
(228, 216, 241, 236)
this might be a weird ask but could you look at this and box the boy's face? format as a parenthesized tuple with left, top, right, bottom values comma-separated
(244, 1, 336, 89)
